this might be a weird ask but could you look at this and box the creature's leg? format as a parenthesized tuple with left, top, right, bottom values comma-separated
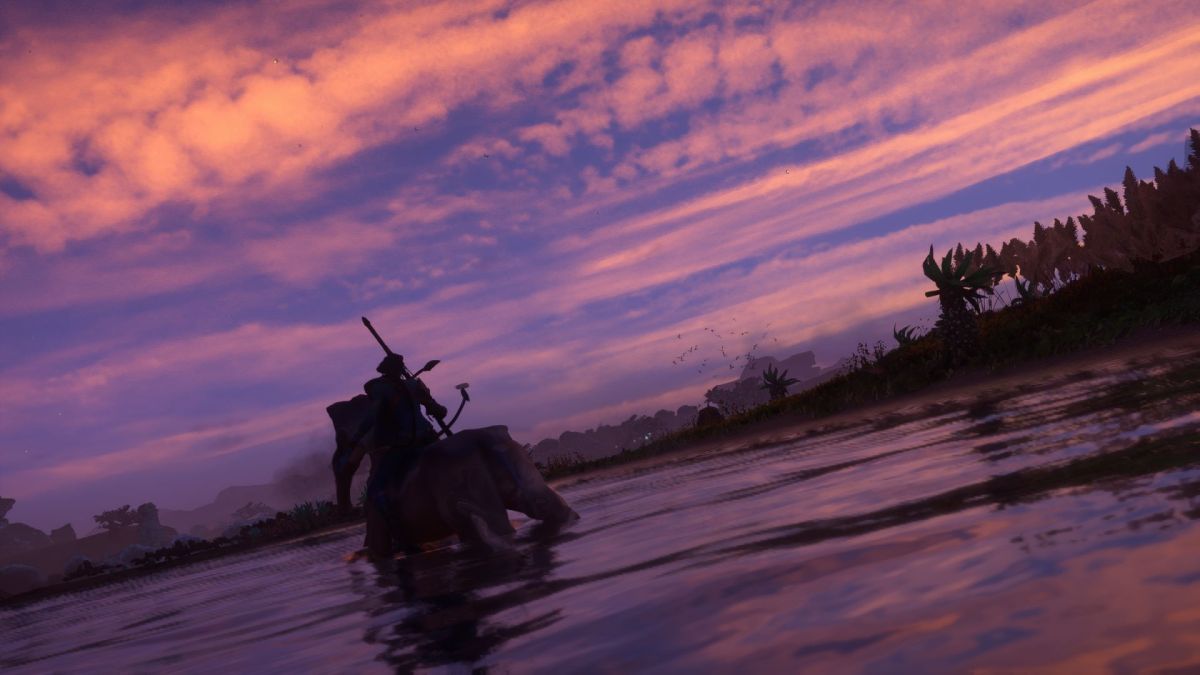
(454, 500, 516, 552)
(366, 449, 427, 556)
(362, 451, 394, 554)
(363, 500, 393, 559)
(331, 441, 361, 513)
(384, 440, 444, 554)
(444, 463, 516, 551)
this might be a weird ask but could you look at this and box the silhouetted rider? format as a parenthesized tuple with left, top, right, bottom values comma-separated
(349, 353, 448, 556)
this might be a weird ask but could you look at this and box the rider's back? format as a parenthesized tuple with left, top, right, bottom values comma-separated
(364, 376, 437, 448)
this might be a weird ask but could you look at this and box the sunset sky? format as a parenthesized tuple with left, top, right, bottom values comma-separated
(2, 0, 1200, 532)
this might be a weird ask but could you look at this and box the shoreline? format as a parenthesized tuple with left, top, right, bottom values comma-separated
(550, 325, 1200, 488)
(0, 518, 365, 608)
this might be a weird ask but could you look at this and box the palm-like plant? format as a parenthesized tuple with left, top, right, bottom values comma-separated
(893, 324, 922, 347)
(760, 365, 799, 401)
(1011, 275, 1039, 305)
(922, 246, 996, 367)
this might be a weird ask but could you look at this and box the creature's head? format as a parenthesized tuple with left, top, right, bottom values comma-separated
(485, 426, 579, 525)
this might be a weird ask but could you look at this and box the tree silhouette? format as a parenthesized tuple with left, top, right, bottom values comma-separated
(922, 246, 995, 367)
(939, 127, 1200, 325)
(94, 504, 140, 531)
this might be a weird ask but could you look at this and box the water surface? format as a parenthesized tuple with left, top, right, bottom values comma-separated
(6, 341, 1200, 673)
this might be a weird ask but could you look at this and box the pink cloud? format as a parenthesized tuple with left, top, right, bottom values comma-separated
(1127, 129, 1180, 154)
(1, 0, 708, 251)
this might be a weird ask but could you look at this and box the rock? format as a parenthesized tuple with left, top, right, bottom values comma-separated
(0, 497, 14, 522)
(170, 534, 204, 547)
(0, 564, 46, 596)
(64, 554, 94, 577)
(221, 517, 270, 539)
(136, 503, 174, 548)
(696, 406, 725, 428)
(0, 522, 51, 556)
(111, 544, 157, 567)
(50, 523, 77, 544)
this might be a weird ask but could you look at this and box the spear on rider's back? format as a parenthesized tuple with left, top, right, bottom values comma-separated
(360, 316, 461, 436)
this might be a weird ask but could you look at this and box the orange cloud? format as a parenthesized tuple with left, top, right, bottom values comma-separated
(1, 0, 705, 251)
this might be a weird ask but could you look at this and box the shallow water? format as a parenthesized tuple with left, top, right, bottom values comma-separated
(6, 342, 1200, 673)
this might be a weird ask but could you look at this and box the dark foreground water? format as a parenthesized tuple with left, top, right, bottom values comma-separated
(6, 341, 1200, 673)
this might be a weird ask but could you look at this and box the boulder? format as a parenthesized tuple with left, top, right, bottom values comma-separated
(0, 497, 14, 522)
(111, 544, 157, 567)
(221, 517, 271, 539)
(0, 564, 46, 596)
(0, 522, 51, 556)
(696, 406, 725, 428)
(170, 534, 204, 547)
(64, 554, 94, 578)
(50, 523, 77, 544)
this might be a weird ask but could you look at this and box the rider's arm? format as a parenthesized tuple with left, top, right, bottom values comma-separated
(414, 379, 448, 420)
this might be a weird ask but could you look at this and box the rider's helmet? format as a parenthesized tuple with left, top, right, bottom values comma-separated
(376, 353, 407, 376)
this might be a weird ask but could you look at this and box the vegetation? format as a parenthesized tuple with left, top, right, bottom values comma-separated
(536, 452, 588, 476)
(922, 246, 997, 367)
(93, 505, 140, 531)
(760, 365, 799, 401)
(893, 324, 922, 347)
(287, 501, 336, 530)
(538, 128, 1200, 481)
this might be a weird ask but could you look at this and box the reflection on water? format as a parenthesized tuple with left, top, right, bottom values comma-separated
(6, 340, 1200, 672)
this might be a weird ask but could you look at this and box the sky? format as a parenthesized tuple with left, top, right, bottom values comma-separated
(2, 0, 1200, 533)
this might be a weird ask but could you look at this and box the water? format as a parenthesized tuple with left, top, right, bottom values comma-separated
(6, 339, 1200, 673)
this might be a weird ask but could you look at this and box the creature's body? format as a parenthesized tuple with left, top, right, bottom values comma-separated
(378, 426, 578, 556)
(326, 336, 564, 557)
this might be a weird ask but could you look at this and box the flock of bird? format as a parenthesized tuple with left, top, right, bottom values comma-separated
(670, 319, 781, 379)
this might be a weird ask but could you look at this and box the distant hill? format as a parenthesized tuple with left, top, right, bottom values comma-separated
(158, 483, 297, 536)
(158, 448, 363, 536)
(704, 350, 839, 414)
(528, 350, 837, 464)
(712, 350, 822, 392)
(528, 404, 700, 464)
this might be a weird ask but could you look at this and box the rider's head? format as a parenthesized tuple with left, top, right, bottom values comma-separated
(376, 353, 407, 377)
